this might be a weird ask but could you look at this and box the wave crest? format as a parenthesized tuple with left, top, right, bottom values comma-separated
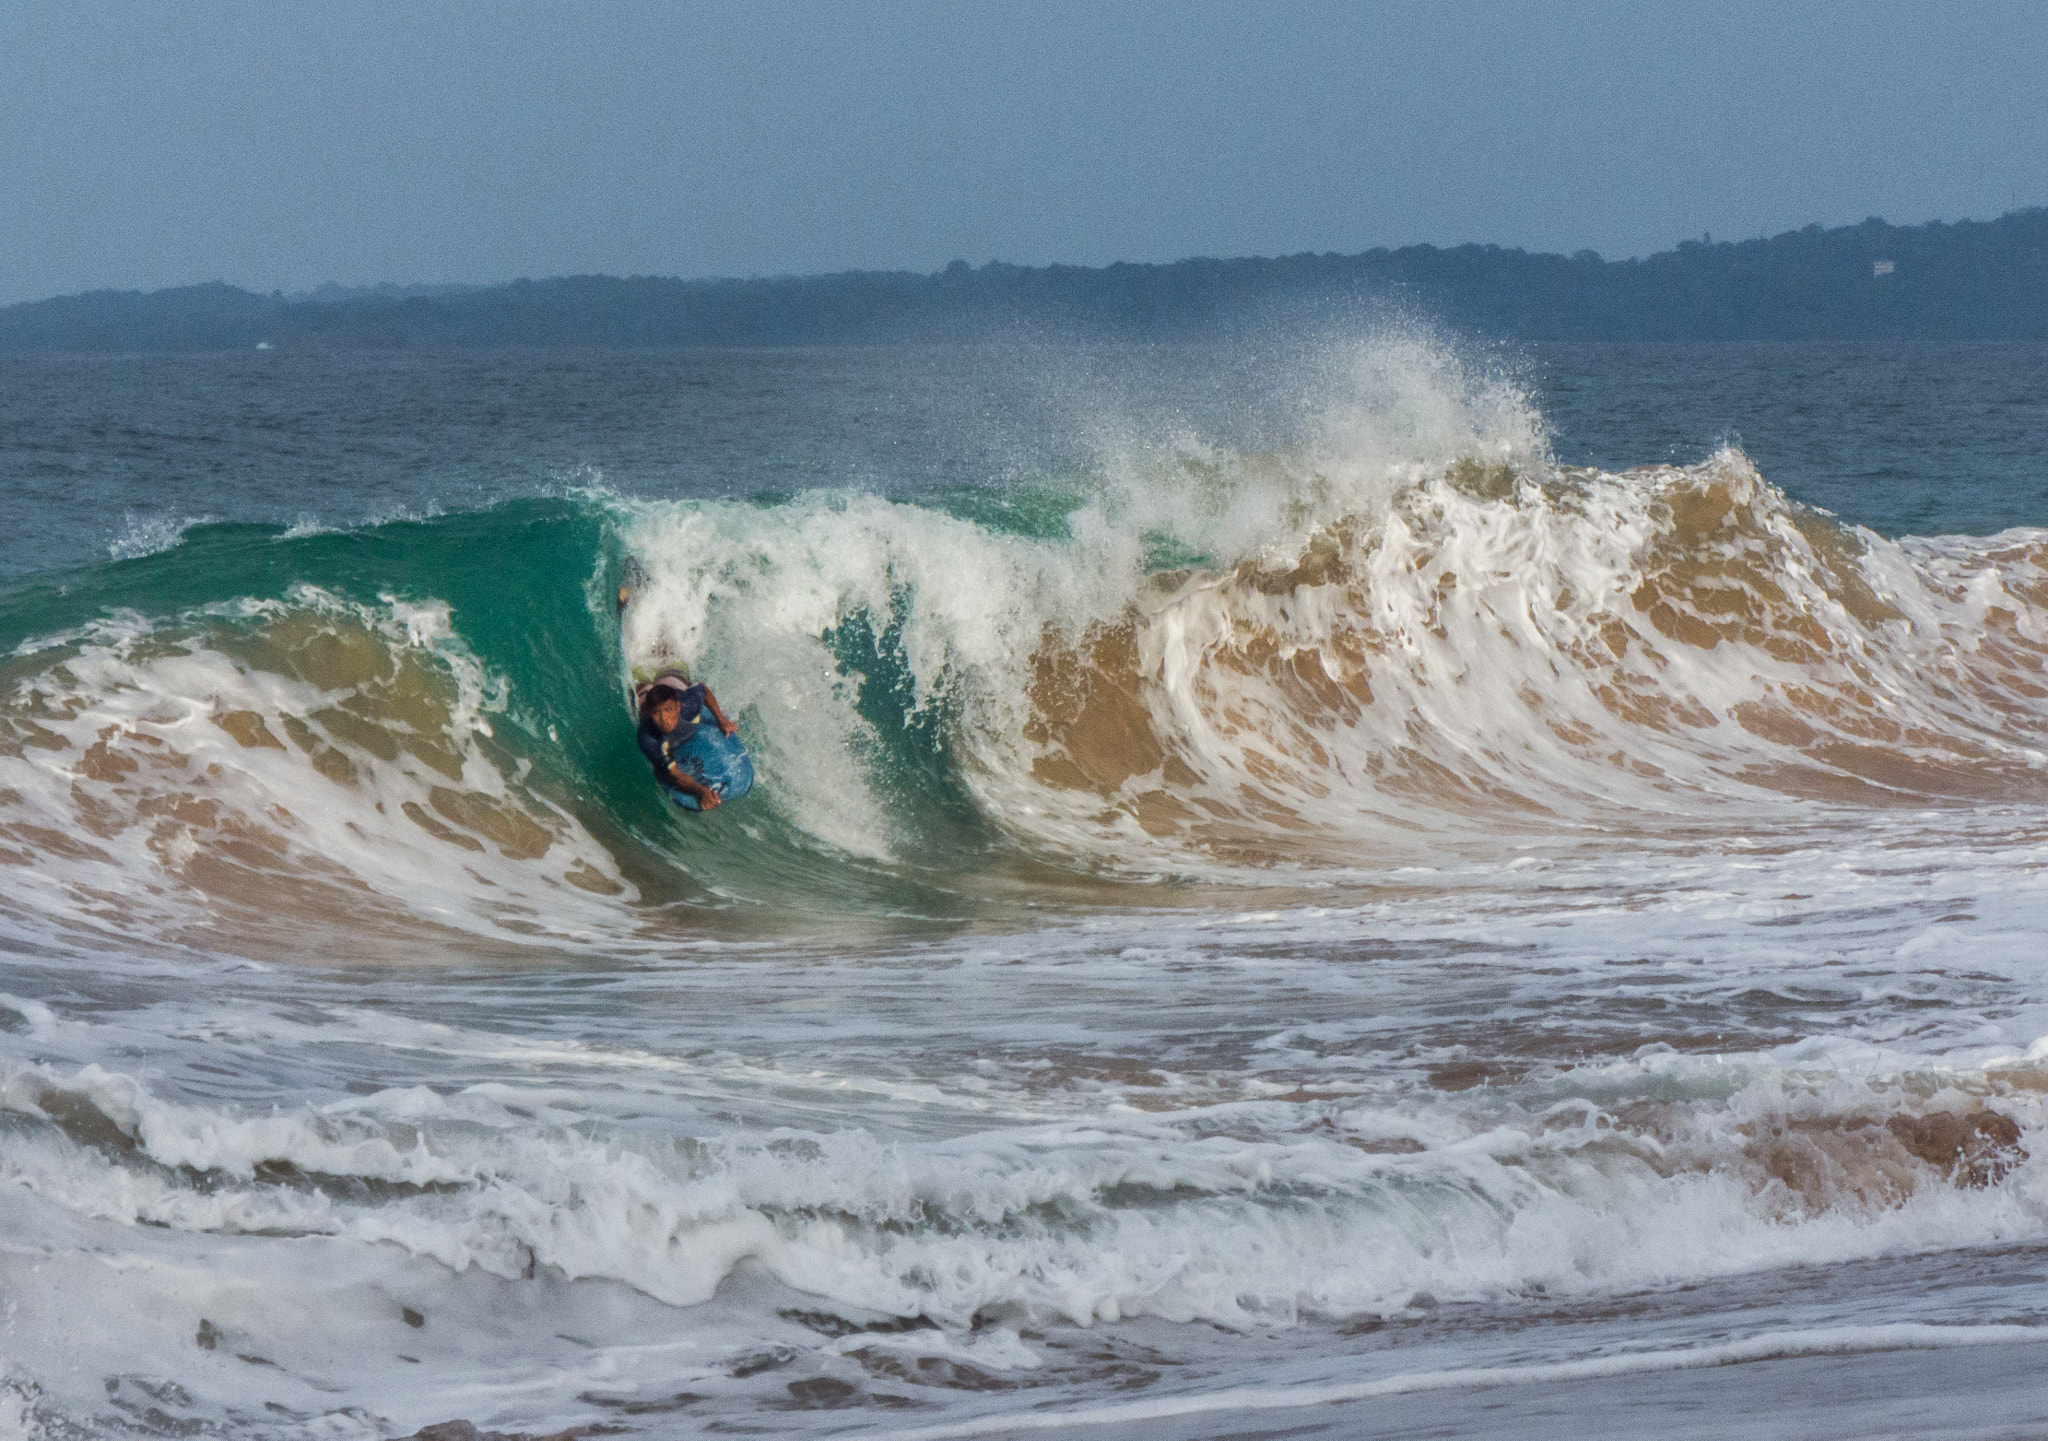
(607, 340, 2048, 875)
(1000, 451, 2048, 864)
(0, 586, 632, 956)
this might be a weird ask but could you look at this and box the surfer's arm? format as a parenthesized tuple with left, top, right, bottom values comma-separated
(667, 763, 721, 809)
(699, 685, 737, 737)
(635, 723, 670, 771)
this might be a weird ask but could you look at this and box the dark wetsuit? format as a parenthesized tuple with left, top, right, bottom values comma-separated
(636, 684, 709, 782)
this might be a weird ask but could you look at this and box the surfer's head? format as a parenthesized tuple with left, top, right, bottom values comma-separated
(644, 687, 685, 732)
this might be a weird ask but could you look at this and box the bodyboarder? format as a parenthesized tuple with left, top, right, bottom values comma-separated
(636, 671, 738, 810)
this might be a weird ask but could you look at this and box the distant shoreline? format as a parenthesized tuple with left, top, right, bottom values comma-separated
(7, 209, 2046, 352)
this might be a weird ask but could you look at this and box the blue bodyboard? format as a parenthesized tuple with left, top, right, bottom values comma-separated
(659, 727, 755, 811)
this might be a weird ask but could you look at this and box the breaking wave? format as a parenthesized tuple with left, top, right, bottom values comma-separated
(1, 1036, 2040, 1331)
(4, 336, 2048, 952)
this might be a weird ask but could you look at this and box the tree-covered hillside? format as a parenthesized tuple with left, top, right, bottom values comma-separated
(6, 210, 2045, 351)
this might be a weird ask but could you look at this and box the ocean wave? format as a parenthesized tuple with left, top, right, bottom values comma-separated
(0, 585, 634, 957)
(0, 1045, 2038, 1327)
(6, 333, 2048, 947)
(618, 361, 2048, 876)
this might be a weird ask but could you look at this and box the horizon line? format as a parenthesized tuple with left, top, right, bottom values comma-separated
(11, 205, 2046, 313)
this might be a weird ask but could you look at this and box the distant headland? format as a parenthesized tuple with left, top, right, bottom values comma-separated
(6, 209, 2046, 351)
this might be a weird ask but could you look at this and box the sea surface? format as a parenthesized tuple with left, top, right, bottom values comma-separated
(3, 334, 2048, 1439)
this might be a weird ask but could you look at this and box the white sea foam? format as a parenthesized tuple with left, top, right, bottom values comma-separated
(3, 827, 2045, 1436)
(3, 1031, 2039, 1326)
(0, 587, 635, 956)
(0, 1000, 2040, 1440)
(0, 1380, 35, 1441)
(107, 512, 214, 561)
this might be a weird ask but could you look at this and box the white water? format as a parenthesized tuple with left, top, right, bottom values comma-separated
(0, 587, 635, 960)
(4, 821, 2048, 1435)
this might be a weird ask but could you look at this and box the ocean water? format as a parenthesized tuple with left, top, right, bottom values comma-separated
(3, 334, 2048, 1439)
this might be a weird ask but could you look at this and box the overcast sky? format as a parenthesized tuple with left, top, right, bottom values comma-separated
(3, 0, 2045, 306)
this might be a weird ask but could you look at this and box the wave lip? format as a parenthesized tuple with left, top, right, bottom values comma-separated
(107, 511, 214, 561)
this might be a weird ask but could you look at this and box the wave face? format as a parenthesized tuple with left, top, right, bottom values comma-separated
(5, 339, 2048, 953)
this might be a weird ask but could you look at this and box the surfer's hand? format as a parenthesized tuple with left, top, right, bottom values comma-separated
(720, 720, 737, 737)
(700, 790, 721, 809)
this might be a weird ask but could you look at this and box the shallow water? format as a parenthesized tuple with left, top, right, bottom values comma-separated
(2, 335, 2047, 1438)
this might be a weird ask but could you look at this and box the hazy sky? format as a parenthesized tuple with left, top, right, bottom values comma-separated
(4, 0, 2045, 305)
